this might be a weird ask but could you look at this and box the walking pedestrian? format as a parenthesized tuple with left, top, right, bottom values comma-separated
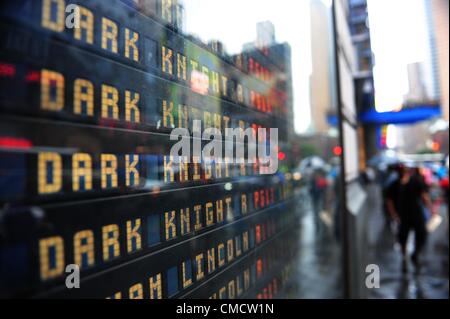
(386, 165, 435, 273)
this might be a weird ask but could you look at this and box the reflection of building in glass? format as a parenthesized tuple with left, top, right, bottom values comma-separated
(266, 42, 294, 140)
(208, 40, 226, 56)
(256, 21, 276, 48)
(0, 0, 302, 298)
(130, 0, 185, 31)
(239, 22, 295, 146)
(243, 21, 276, 51)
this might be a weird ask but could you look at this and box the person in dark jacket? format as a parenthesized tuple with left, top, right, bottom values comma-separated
(386, 165, 434, 273)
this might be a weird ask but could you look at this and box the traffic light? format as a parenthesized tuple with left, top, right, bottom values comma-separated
(333, 146, 342, 156)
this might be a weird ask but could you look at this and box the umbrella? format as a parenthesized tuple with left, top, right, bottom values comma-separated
(298, 156, 326, 174)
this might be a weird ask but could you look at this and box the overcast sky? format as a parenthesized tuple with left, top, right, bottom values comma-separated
(183, 0, 429, 133)
(368, 0, 429, 112)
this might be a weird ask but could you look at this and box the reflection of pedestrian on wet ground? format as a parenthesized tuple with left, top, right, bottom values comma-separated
(385, 165, 435, 273)
(310, 169, 328, 233)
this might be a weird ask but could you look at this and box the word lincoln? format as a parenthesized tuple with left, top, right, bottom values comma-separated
(169, 120, 278, 174)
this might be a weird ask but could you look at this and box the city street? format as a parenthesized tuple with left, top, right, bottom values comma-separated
(280, 185, 449, 299)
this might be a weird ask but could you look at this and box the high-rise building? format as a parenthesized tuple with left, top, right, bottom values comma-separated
(243, 21, 276, 51)
(404, 62, 429, 105)
(309, 0, 364, 171)
(309, 0, 336, 134)
(429, 0, 449, 122)
(256, 21, 276, 47)
(239, 22, 295, 148)
(424, 0, 441, 102)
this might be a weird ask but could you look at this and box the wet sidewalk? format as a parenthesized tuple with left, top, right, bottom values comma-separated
(280, 185, 449, 299)
(280, 191, 344, 299)
(366, 187, 449, 299)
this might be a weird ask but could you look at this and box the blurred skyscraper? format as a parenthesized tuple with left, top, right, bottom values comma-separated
(243, 21, 277, 51)
(308, 0, 364, 174)
(424, 0, 441, 103)
(428, 0, 449, 121)
(257, 21, 276, 47)
(309, 0, 336, 134)
(404, 62, 429, 105)
(239, 22, 295, 148)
